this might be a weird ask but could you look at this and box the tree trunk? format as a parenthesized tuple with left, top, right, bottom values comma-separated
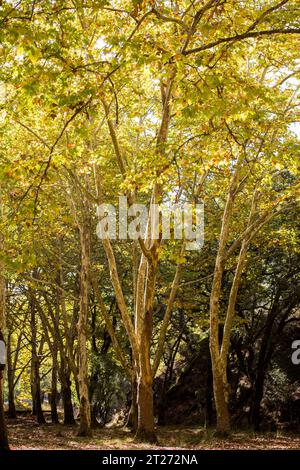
(6, 334, 16, 419)
(0, 371, 9, 450)
(135, 261, 157, 443)
(208, 158, 243, 436)
(94, 77, 176, 441)
(126, 375, 138, 431)
(30, 295, 46, 425)
(8, 388, 16, 419)
(62, 385, 75, 425)
(212, 363, 230, 436)
(135, 308, 156, 442)
(33, 380, 45, 424)
(31, 380, 36, 416)
(50, 347, 59, 424)
(135, 371, 156, 443)
(60, 362, 75, 425)
(0, 254, 9, 450)
(210, 313, 231, 435)
(77, 215, 92, 437)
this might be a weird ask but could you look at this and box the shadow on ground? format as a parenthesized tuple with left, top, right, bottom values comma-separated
(7, 416, 300, 450)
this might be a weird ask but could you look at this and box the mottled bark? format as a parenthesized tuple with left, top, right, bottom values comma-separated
(209, 158, 243, 435)
(77, 214, 92, 437)
(135, 373, 156, 443)
(135, 263, 157, 443)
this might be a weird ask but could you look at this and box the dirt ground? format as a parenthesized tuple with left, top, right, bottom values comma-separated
(6, 415, 300, 450)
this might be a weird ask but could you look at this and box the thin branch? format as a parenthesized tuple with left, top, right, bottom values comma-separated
(181, 0, 221, 53)
(183, 28, 300, 55)
(14, 119, 51, 150)
(152, 7, 189, 30)
(245, 0, 291, 33)
(33, 97, 92, 210)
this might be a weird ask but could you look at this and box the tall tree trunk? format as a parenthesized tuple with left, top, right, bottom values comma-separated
(0, 238, 9, 449)
(209, 158, 244, 436)
(50, 344, 59, 424)
(30, 294, 46, 425)
(6, 333, 16, 419)
(135, 265, 157, 443)
(77, 215, 92, 437)
(50, 285, 60, 424)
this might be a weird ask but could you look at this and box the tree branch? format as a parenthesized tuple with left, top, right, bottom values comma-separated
(183, 28, 300, 55)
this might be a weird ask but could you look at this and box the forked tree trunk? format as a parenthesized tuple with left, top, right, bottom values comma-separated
(94, 69, 176, 444)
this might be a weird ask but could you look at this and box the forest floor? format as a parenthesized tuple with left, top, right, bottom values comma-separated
(6, 415, 300, 450)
